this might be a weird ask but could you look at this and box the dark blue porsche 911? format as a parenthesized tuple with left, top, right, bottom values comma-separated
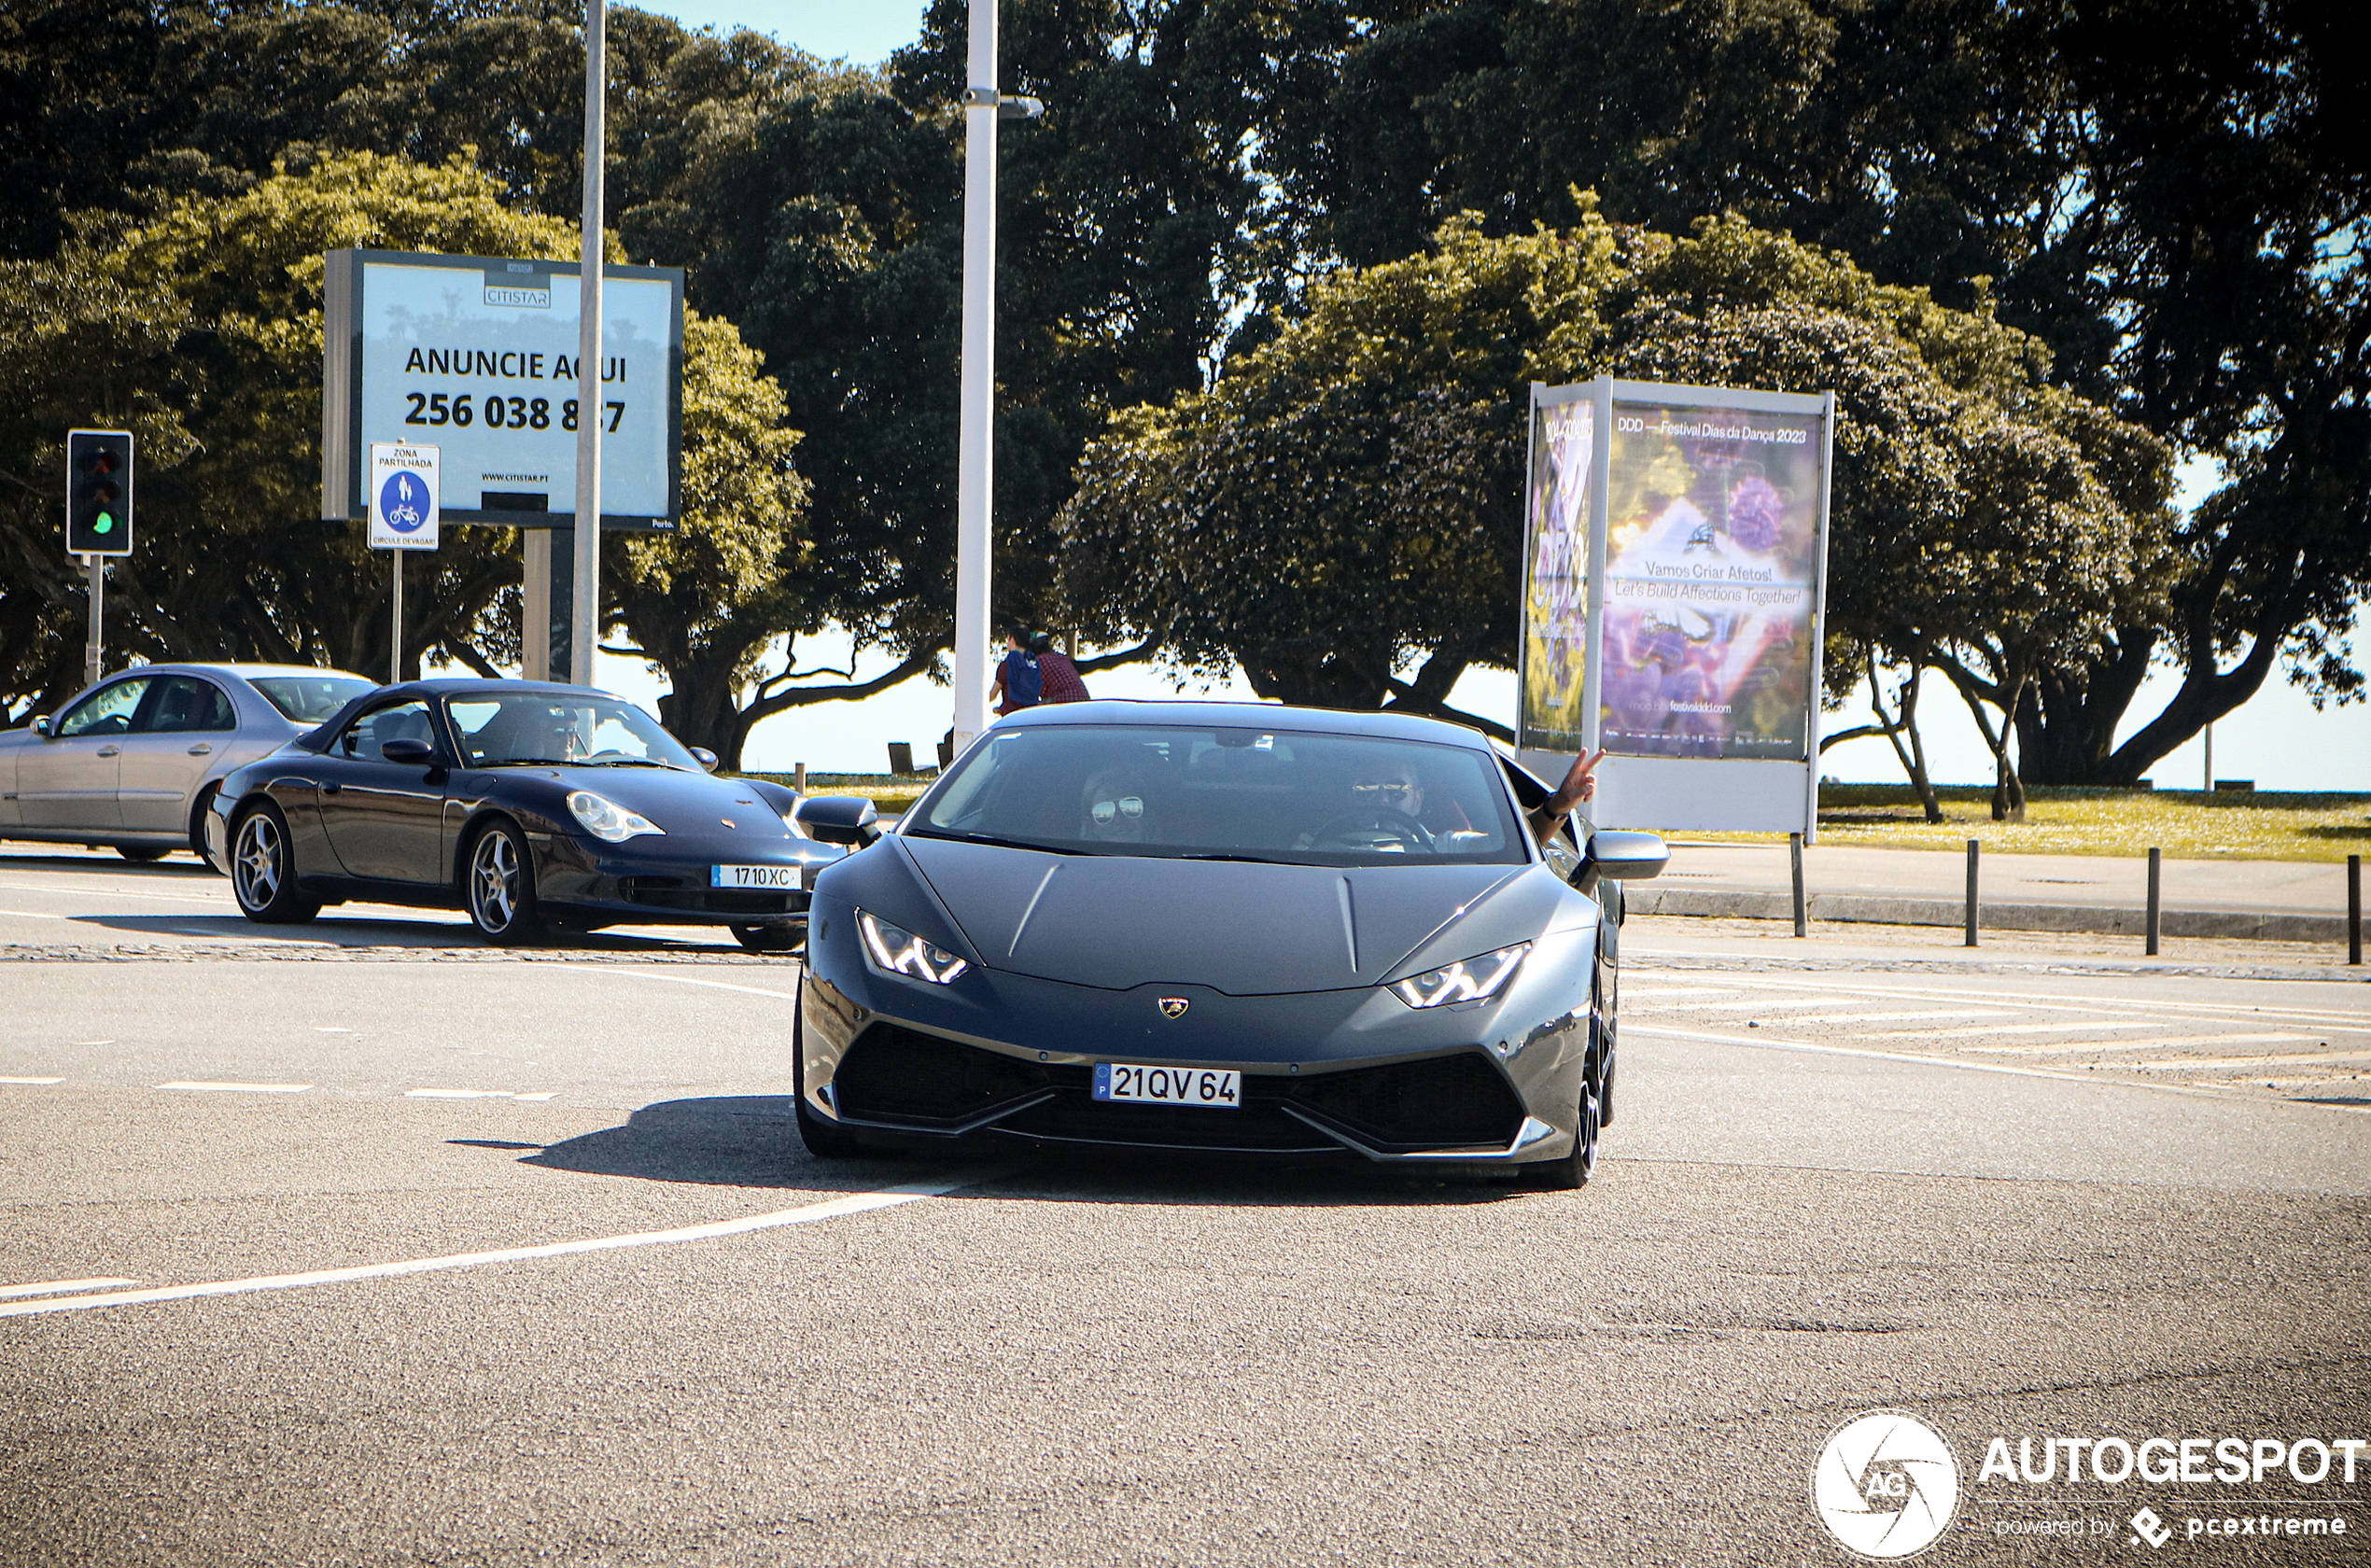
(203, 679, 843, 949)
(788, 701, 1667, 1186)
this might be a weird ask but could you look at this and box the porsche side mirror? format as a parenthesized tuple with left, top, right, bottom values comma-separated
(381, 737, 439, 765)
(31, 715, 51, 738)
(689, 747, 718, 772)
(794, 794, 881, 848)
(1585, 829, 1668, 881)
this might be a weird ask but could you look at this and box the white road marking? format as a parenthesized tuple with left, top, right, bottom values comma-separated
(1861, 1020, 2156, 1040)
(1625, 1024, 2371, 1113)
(75, 1040, 114, 1046)
(157, 1081, 311, 1094)
(1971, 1032, 2319, 1057)
(1644, 996, 1861, 1013)
(0, 907, 68, 918)
(512, 1092, 557, 1101)
(1783, 1009, 2016, 1025)
(0, 1176, 976, 1321)
(2132, 1050, 2371, 1071)
(585, 969, 801, 1002)
(0, 1277, 137, 1300)
(317, 1028, 353, 1034)
(1624, 985, 1743, 997)
(0, 878, 227, 904)
(0, 1077, 64, 1085)
(404, 1088, 557, 1100)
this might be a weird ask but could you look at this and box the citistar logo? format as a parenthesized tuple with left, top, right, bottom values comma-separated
(1812, 1410, 1961, 1560)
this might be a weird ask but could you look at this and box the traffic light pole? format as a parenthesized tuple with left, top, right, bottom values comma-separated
(83, 554, 102, 690)
(951, 0, 999, 755)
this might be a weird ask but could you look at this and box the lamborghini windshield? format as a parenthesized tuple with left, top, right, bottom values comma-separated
(909, 723, 1527, 865)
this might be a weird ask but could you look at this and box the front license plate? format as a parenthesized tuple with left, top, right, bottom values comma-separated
(1093, 1062, 1242, 1109)
(711, 864, 799, 889)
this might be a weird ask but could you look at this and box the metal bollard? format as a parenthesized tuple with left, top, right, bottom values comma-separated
(2350, 855, 2363, 967)
(1964, 839, 1979, 947)
(2145, 847, 2161, 956)
(794, 761, 807, 794)
(1790, 832, 1807, 938)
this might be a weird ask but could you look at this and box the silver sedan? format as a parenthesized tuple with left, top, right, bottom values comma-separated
(0, 664, 377, 862)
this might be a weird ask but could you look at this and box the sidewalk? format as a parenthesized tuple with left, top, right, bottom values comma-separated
(1629, 842, 2357, 944)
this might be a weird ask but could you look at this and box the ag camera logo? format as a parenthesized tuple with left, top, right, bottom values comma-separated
(1812, 1409, 1960, 1559)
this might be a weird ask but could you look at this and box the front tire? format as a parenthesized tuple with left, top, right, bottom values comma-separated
(1522, 979, 1608, 1191)
(230, 804, 321, 923)
(465, 820, 543, 944)
(188, 784, 219, 862)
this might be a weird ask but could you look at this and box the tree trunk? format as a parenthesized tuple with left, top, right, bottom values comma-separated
(1236, 640, 1395, 708)
(1867, 651, 1943, 823)
(654, 652, 754, 771)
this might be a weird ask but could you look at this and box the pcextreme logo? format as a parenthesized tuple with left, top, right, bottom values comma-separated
(1812, 1410, 1961, 1560)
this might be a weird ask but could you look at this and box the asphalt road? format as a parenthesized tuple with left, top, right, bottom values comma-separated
(3, 850, 2368, 1565)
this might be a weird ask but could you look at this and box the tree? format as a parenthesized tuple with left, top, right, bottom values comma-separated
(0, 149, 802, 731)
(1059, 207, 2172, 810)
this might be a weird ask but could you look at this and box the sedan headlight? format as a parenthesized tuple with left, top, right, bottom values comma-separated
(567, 790, 664, 843)
(857, 909, 969, 984)
(1390, 943, 1531, 1009)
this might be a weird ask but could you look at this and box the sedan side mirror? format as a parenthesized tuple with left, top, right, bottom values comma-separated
(381, 736, 440, 766)
(793, 794, 881, 848)
(689, 747, 718, 772)
(1585, 829, 1668, 881)
(31, 715, 51, 738)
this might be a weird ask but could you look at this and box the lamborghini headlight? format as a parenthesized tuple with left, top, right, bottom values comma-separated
(856, 908, 969, 985)
(568, 790, 664, 843)
(1389, 943, 1531, 1009)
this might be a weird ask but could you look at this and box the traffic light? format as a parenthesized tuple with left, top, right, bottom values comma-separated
(66, 428, 133, 556)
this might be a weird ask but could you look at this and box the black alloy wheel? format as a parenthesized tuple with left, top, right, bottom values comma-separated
(116, 845, 171, 863)
(1521, 983, 1606, 1190)
(230, 804, 321, 923)
(465, 819, 543, 944)
(793, 994, 863, 1160)
(731, 922, 805, 955)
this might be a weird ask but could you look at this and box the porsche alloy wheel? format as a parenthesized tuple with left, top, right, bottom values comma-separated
(467, 821, 542, 943)
(231, 805, 320, 924)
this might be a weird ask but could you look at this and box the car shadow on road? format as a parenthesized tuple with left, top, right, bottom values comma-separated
(525, 1095, 1525, 1208)
(69, 911, 749, 953)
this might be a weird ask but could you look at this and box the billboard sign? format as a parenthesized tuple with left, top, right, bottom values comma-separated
(1518, 378, 1833, 835)
(322, 249, 683, 529)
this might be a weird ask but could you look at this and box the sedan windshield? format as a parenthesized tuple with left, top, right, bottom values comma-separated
(252, 675, 375, 723)
(445, 693, 702, 770)
(910, 723, 1527, 865)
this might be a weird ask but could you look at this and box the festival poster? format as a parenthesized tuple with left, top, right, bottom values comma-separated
(1597, 400, 1826, 762)
(1520, 396, 1593, 751)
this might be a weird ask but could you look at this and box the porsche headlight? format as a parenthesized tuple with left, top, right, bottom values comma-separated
(857, 909, 969, 985)
(567, 790, 664, 843)
(1390, 943, 1530, 1009)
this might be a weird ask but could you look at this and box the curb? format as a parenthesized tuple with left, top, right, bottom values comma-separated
(1624, 888, 2349, 945)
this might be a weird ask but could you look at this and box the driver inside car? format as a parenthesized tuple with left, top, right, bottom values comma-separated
(1296, 763, 1438, 852)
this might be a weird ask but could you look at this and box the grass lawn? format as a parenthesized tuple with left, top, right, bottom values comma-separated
(1676, 784, 2371, 862)
(739, 772, 931, 815)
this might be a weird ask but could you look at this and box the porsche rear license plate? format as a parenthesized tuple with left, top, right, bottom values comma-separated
(1093, 1062, 1241, 1109)
(711, 864, 799, 889)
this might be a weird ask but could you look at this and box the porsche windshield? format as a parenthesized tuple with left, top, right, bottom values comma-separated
(445, 694, 701, 770)
(911, 724, 1528, 865)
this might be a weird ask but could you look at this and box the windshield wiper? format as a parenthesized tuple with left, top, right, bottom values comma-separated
(475, 757, 576, 768)
(905, 828, 1091, 856)
(588, 757, 682, 768)
(1176, 851, 1304, 865)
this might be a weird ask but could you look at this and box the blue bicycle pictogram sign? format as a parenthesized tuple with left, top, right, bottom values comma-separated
(378, 470, 428, 533)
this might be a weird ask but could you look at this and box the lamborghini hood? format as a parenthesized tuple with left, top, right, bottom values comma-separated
(897, 835, 1548, 996)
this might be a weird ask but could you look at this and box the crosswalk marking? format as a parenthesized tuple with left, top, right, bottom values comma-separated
(1860, 1020, 2152, 1040)
(1970, 1032, 2318, 1057)
(1646, 996, 1861, 1013)
(157, 1081, 312, 1094)
(1785, 1009, 2017, 1026)
(2130, 1050, 2371, 1072)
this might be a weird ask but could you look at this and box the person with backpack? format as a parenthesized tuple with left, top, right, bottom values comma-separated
(991, 625, 1044, 716)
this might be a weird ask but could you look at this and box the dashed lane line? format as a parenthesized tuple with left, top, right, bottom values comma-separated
(581, 968, 802, 1002)
(0, 1175, 978, 1321)
(404, 1088, 558, 1101)
(1773, 1009, 2016, 1025)
(0, 1077, 63, 1085)
(156, 1081, 311, 1094)
(0, 1278, 137, 1300)
(1859, 1020, 2157, 1040)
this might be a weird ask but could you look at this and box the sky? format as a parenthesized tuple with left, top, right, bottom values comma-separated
(574, 2, 2365, 791)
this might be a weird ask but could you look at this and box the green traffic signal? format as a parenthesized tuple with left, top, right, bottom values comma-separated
(94, 511, 114, 534)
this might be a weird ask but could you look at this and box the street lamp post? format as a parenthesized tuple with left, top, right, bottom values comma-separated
(571, 0, 606, 688)
(950, 0, 1001, 754)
